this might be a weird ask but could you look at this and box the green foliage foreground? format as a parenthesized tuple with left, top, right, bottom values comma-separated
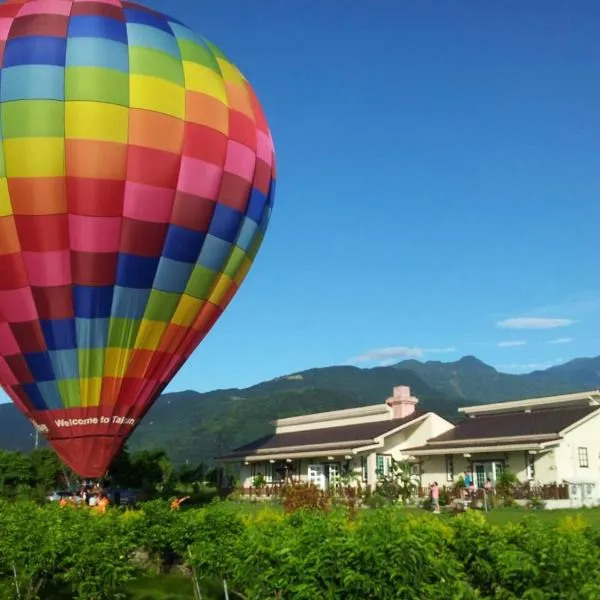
(2, 501, 600, 599)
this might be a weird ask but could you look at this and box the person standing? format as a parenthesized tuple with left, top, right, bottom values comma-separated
(430, 482, 440, 514)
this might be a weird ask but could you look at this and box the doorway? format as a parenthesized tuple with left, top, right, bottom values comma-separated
(473, 461, 504, 488)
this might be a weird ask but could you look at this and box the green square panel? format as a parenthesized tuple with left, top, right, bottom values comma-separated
(128, 47, 184, 86)
(65, 67, 129, 106)
(57, 379, 81, 408)
(0, 142, 5, 178)
(184, 265, 219, 300)
(107, 318, 141, 349)
(177, 39, 220, 73)
(205, 41, 227, 61)
(144, 289, 181, 322)
(1, 100, 65, 138)
(223, 246, 246, 279)
(77, 348, 105, 379)
(248, 232, 264, 260)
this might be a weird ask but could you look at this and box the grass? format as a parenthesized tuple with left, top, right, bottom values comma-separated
(127, 574, 244, 600)
(406, 505, 600, 527)
(126, 574, 196, 599)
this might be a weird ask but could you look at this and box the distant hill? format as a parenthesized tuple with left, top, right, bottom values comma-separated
(0, 355, 598, 465)
(393, 355, 600, 403)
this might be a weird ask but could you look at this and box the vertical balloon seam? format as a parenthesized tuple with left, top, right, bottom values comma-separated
(117, 19, 200, 439)
(63, 0, 81, 459)
(94, 0, 125, 465)
(114, 10, 189, 446)
(96, 0, 129, 465)
(126, 32, 238, 438)
(0, 12, 14, 411)
(134, 31, 228, 395)
(0, 4, 48, 418)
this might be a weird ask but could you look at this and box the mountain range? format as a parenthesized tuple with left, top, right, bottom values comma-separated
(0, 355, 598, 465)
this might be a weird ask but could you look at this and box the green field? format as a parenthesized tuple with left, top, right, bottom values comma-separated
(4, 501, 600, 599)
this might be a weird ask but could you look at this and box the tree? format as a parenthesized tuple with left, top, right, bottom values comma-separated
(374, 460, 418, 504)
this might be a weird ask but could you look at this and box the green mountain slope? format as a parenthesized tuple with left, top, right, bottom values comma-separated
(0, 355, 597, 465)
(394, 355, 600, 402)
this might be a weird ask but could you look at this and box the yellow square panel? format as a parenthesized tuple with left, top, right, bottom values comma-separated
(66, 101, 129, 144)
(79, 377, 102, 408)
(216, 58, 245, 85)
(134, 319, 168, 350)
(0, 178, 12, 217)
(208, 274, 233, 306)
(103, 348, 132, 378)
(130, 75, 185, 119)
(182, 61, 228, 104)
(171, 295, 204, 327)
(3, 138, 65, 177)
(234, 257, 253, 285)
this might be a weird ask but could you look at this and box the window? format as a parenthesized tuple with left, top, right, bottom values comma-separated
(445, 455, 454, 481)
(360, 456, 368, 483)
(526, 453, 535, 480)
(578, 447, 589, 468)
(375, 454, 391, 478)
(376, 454, 385, 477)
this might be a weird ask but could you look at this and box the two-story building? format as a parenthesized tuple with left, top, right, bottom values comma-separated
(218, 386, 453, 490)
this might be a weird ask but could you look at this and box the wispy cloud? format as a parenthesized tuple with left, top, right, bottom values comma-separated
(497, 358, 565, 372)
(496, 317, 575, 330)
(548, 337, 573, 345)
(497, 340, 527, 347)
(349, 346, 456, 366)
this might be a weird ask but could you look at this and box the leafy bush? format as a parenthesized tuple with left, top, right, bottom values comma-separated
(0, 501, 137, 599)
(281, 482, 330, 514)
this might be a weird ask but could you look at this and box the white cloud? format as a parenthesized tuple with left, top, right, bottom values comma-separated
(496, 317, 575, 330)
(497, 340, 526, 347)
(547, 337, 573, 344)
(349, 346, 456, 366)
(497, 358, 564, 372)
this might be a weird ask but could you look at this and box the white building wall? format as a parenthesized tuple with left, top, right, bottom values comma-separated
(532, 448, 558, 484)
(274, 405, 391, 434)
(382, 414, 455, 459)
(556, 414, 600, 485)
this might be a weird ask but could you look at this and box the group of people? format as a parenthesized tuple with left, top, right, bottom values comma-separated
(58, 485, 111, 513)
(429, 471, 494, 513)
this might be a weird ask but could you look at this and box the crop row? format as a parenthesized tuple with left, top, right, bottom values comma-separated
(1, 500, 600, 599)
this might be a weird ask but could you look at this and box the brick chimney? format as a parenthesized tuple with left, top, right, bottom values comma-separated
(386, 386, 418, 419)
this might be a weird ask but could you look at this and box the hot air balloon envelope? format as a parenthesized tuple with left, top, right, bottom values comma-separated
(0, 0, 275, 477)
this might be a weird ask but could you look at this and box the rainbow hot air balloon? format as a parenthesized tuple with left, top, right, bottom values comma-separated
(0, 0, 275, 477)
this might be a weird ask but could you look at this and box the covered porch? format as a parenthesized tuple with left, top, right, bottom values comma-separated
(220, 444, 398, 495)
(407, 435, 562, 489)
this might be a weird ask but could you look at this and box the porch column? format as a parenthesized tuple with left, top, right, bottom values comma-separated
(367, 452, 378, 491)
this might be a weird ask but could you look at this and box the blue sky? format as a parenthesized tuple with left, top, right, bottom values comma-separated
(4, 0, 600, 406)
(155, 0, 599, 390)
(148, 0, 598, 391)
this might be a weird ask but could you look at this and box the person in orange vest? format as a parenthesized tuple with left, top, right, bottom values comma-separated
(96, 493, 110, 514)
(170, 496, 190, 510)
